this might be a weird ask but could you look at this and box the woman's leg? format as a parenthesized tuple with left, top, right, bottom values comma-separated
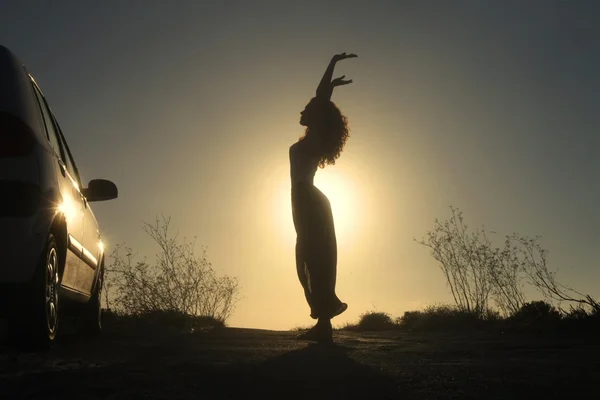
(294, 186, 346, 323)
(314, 316, 333, 342)
(293, 190, 318, 318)
(295, 238, 314, 315)
(314, 193, 346, 318)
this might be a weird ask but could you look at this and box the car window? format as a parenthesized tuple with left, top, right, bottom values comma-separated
(32, 83, 64, 160)
(53, 116, 82, 188)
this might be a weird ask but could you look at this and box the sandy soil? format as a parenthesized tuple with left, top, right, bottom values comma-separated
(1, 324, 599, 399)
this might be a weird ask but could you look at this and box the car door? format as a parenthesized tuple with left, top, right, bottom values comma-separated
(31, 82, 86, 291)
(79, 199, 101, 295)
(54, 119, 100, 296)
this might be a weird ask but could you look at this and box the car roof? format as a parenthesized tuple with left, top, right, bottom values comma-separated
(0, 45, 47, 140)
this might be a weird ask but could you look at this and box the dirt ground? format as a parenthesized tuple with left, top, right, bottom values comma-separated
(1, 323, 599, 399)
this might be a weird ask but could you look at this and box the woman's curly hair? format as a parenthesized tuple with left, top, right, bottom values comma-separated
(303, 98, 350, 168)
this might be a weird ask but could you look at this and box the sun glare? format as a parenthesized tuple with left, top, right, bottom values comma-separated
(314, 168, 362, 247)
(58, 195, 77, 222)
(271, 166, 363, 249)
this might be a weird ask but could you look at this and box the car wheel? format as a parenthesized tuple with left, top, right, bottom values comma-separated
(8, 233, 60, 349)
(80, 265, 103, 335)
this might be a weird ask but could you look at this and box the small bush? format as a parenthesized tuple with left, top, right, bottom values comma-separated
(561, 305, 600, 332)
(342, 302, 600, 335)
(510, 301, 561, 325)
(355, 311, 398, 331)
(106, 216, 239, 324)
(102, 308, 224, 334)
(396, 310, 423, 329)
(564, 306, 589, 321)
(397, 304, 486, 331)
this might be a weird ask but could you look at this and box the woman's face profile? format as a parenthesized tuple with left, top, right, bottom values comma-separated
(300, 100, 318, 127)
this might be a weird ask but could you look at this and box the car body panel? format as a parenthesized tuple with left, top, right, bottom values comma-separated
(0, 46, 47, 144)
(30, 79, 88, 293)
(79, 204, 102, 294)
(0, 45, 109, 308)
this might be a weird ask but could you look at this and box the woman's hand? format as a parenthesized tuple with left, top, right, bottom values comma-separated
(331, 75, 353, 87)
(316, 52, 357, 100)
(332, 52, 358, 63)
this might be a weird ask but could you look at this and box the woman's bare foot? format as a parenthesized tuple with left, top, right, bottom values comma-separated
(295, 321, 333, 344)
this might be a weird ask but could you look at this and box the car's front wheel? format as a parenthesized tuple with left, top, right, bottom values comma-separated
(8, 233, 60, 349)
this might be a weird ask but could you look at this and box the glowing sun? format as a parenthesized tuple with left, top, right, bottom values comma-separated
(271, 166, 363, 249)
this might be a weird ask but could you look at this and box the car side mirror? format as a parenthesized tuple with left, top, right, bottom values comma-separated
(82, 179, 118, 202)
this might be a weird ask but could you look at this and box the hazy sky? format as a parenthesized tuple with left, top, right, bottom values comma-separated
(2, 1, 599, 329)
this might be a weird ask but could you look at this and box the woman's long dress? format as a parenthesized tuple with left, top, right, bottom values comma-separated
(289, 138, 344, 319)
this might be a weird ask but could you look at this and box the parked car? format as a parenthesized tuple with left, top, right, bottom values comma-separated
(0, 45, 118, 348)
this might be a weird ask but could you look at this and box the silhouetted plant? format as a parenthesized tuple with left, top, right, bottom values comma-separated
(416, 206, 599, 317)
(105, 215, 239, 323)
(396, 310, 423, 329)
(563, 305, 589, 321)
(510, 301, 561, 327)
(348, 302, 600, 333)
(355, 311, 397, 331)
(487, 237, 527, 316)
(415, 207, 497, 317)
(509, 234, 600, 314)
(397, 304, 485, 331)
(561, 304, 600, 331)
(101, 308, 224, 333)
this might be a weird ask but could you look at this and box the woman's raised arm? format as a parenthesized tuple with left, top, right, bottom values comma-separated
(316, 52, 358, 101)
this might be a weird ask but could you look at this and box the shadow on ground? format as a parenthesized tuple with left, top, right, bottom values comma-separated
(2, 323, 600, 399)
(0, 325, 398, 400)
(235, 343, 398, 398)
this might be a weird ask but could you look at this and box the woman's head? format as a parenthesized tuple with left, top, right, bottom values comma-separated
(299, 97, 350, 167)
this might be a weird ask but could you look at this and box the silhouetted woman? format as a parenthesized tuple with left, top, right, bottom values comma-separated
(290, 52, 357, 343)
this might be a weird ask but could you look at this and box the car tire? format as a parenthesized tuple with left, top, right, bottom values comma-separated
(8, 233, 60, 350)
(80, 265, 103, 336)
